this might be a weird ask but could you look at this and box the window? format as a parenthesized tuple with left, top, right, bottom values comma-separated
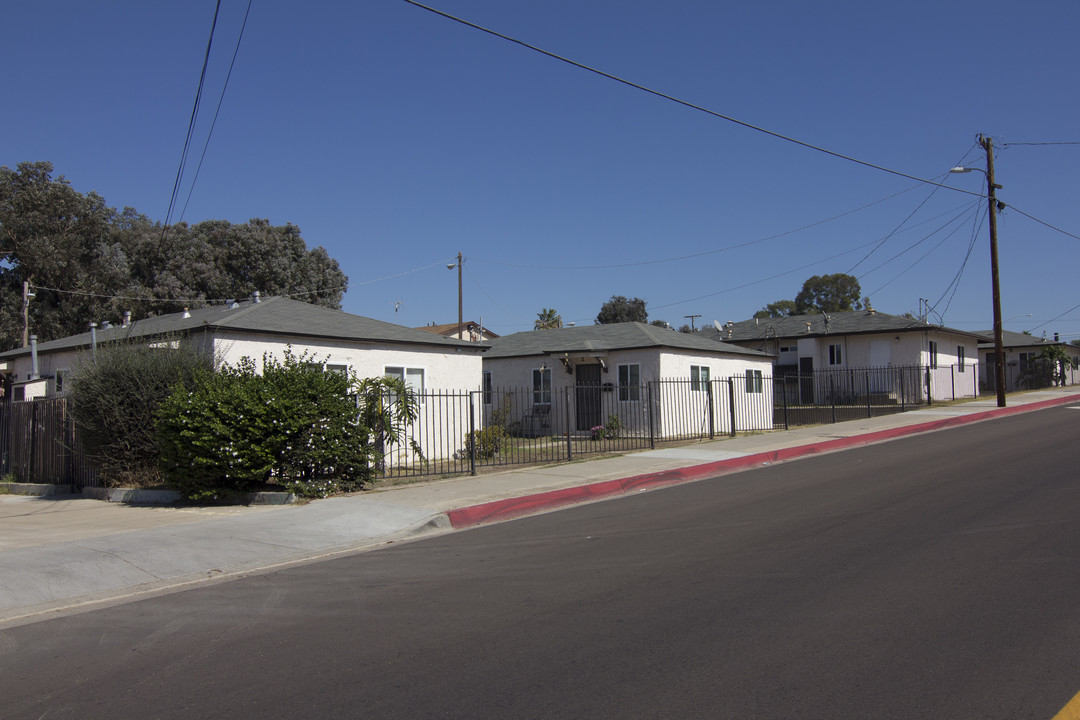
(325, 363, 349, 376)
(957, 346, 965, 372)
(690, 365, 710, 391)
(482, 371, 492, 405)
(385, 366, 425, 393)
(828, 344, 842, 366)
(532, 367, 551, 405)
(745, 369, 763, 393)
(55, 368, 69, 394)
(779, 346, 796, 353)
(618, 363, 640, 401)
(929, 341, 938, 369)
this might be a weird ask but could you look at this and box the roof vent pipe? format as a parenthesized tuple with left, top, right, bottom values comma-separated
(252, 290, 261, 303)
(30, 335, 39, 380)
(122, 310, 132, 327)
(90, 322, 98, 361)
(182, 308, 191, 319)
(227, 299, 239, 310)
(805, 322, 812, 333)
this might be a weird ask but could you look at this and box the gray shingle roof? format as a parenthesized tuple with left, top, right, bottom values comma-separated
(702, 310, 984, 344)
(973, 329, 1070, 348)
(484, 322, 768, 359)
(0, 296, 481, 359)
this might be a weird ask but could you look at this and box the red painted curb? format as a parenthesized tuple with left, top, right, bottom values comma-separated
(445, 393, 1080, 529)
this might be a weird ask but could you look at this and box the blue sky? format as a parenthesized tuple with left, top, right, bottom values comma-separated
(5, 1, 1079, 340)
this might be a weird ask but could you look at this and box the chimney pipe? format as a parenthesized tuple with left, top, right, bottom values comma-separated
(253, 290, 261, 303)
(90, 322, 98, 361)
(123, 310, 132, 327)
(30, 335, 39, 380)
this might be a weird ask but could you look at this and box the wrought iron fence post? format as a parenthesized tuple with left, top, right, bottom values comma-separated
(468, 391, 477, 476)
(728, 379, 736, 437)
(951, 366, 956, 401)
(647, 382, 655, 449)
(706, 381, 715, 439)
(901, 370, 906, 412)
(782, 376, 789, 430)
(926, 366, 932, 406)
(830, 376, 836, 424)
(564, 387, 572, 462)
(866, 369, 872, 419)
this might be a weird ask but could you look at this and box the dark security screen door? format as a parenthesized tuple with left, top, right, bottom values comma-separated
(575, 364, 602, 431)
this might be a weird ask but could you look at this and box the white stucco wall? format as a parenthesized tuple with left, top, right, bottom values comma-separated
(482, 348, 773, 439)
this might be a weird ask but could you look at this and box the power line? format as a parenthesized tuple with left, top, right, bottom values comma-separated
(847, 144, 981, 273)
(1027, 301, 1080, 333)
(162, 0, 223, 242)
(473, 183, 929, 271)
(179, 0, 254, 223)
(401, 0, 986, 199)
(1002, 141, 1080, 147)
(1004, 204, 1080, 241)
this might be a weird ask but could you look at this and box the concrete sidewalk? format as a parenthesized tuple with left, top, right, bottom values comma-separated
(3, 388, 1079, 626)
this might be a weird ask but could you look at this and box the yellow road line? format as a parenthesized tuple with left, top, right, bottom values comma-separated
(1053, 690, 1080, 720)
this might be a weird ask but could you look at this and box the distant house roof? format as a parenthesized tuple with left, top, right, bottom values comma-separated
(703, 310, 984, 345)
(484, 322, 769, 359)
(415, 321, 499, 338)
(973, 329, 1072, 349)
(0, 296, 482, 360)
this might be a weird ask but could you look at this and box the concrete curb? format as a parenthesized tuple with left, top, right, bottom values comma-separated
(446, 393, 1080, 529)
(0, 483, 75, 497)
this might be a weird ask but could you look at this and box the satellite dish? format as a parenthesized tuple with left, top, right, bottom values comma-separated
(714, 320, 723, 332)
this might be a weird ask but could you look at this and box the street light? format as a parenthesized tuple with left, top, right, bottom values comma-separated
(950, 134, 1007, 407)
(447, 252, 463, 340)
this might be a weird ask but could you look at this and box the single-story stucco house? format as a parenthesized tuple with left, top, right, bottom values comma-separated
(0, 295, 485, 402)
(703, 308, 984, 403)
(974, 329, 1080, 391)
(481, 322, 774, 438)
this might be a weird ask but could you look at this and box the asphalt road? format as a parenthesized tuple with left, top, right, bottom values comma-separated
(3, 406, 1080, 719)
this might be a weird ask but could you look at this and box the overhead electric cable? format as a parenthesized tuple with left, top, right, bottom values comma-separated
(858, 201, 982, 280)
(1001, 141, 1080, 147)
(847, 144, 981, 273)
(1027, 301, 1080, 333)
(473, 184, 928, 271)
(1003, 204, 1080, 241)
(402, 0, 986, 198)
(179, 0, 254, 223)
(161, 0, 223, 242)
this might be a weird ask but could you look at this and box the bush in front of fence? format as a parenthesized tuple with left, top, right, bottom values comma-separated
(155, 350, 420, 501)
(68, 335, 212, 487)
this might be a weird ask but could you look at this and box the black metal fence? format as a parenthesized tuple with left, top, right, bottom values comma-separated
(0, 364, 975, 485)
(0, 398, 96, 487)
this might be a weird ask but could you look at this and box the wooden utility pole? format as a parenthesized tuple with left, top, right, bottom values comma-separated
(683, 314, 702, 332)
(982, 134, 1007, 408)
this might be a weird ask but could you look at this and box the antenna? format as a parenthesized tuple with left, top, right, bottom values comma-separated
(391, 299, 403, 319)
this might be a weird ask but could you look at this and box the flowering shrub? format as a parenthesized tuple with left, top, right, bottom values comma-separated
(590, 425, 606, 441)
(155, 350, 420, 501)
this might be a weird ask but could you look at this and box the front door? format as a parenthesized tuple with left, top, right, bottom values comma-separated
(575, 364, 603, 431)
(798, 356, 814, 404)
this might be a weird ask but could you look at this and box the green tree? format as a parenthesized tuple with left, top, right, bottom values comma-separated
(794, 273, 862, 314)
(753, 300, 798, 319)
(534, 308, 562, 330)
(0, 162, 349, 350)
(596, 295, 647, 324)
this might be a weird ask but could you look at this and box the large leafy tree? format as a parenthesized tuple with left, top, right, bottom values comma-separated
(595, 295, 648, 324)
(753, 300, 798, 319)
(0, 162, 348, 350)
(794, 273, 862, 313)
(755, 274, 863, 319)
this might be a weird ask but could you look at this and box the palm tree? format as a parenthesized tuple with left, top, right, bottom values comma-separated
(534, 308, 562, 330)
